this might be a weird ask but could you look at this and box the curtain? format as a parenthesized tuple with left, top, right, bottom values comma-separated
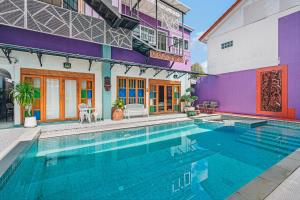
(46, 79, 60, 120)
(65, 80, 77, 118)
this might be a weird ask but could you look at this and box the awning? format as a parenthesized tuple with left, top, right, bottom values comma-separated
(0, 43, 208, 79)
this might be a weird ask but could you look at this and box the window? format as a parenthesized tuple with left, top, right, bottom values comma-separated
(173, 37, 178, 48)
(140, 26, 156, 45)
(184, 40, 189, 50)
(221, 41, 233, 49)
(63, 0, 78, 11)
(158, 31, 167, 51)
(173, 37, 183, 54)
(117, 77, 146, 105)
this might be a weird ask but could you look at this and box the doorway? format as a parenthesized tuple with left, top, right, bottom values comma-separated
(149, 79, 181, 114)
(0, 69, 14, 129)
(21, 68, 95, 123)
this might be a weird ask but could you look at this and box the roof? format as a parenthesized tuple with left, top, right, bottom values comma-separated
(160, 0, 191, 14)
(198, 0, 242, 42)
(179, 23, 194, 32)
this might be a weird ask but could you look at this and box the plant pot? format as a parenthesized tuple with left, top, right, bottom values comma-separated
(24, 116, 37, 128)
(112, 108, 124, 120)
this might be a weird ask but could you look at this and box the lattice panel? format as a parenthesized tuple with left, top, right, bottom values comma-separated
(106, 25, 132, 49)
(0, 0, 133, 50)
(160, 13, 179, 31)
(27, 0, 70, 37)
(71, 12, 105, 44)
(0, 0, 25, 28)
(260, 70, 283, 112)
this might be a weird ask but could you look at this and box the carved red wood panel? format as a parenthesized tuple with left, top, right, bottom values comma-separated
(256, 65, 289, 118)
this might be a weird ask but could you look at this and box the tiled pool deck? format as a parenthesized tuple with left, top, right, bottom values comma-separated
(1, 113, 300, 199)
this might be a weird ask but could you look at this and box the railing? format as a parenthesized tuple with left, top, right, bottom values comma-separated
(0, 0, 132, 50)
(133, 24, 184, 56)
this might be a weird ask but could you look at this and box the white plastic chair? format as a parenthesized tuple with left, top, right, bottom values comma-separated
(78, 103, 91, 123)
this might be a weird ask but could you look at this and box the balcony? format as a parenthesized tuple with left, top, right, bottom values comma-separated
(132, 24, 185, 62)
(0, 0, 132, 50)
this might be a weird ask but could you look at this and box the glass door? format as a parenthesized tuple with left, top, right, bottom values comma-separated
(46, 78, 60, 120)
(167, 86, 173, 111)
(173, 86, 180, 112)
(149, 85, 157, 113)
(158, 85, 165, 112)
(65, 80, 77, 119)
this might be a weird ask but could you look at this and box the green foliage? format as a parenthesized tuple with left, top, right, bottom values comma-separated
(11, 82, 35, 117)
(186, 111, 196, 117)
(180, 87, 198, 105)
(113, 99, 125, 109)
(190, 63, 205, 80)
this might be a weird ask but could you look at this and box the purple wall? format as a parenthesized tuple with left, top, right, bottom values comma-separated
(196, 11, 300, 119)
(0, 25, 102, 58)
(195, 69, 257, 115)
(279, 11, 300, 119)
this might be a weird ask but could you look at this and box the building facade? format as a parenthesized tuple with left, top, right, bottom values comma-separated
(197, 0, 300, 119)
(0, 0, 194, 125)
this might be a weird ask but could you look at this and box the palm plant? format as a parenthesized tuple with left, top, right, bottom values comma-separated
(11, 82, 35, 117)
(180, 87, 198, 106)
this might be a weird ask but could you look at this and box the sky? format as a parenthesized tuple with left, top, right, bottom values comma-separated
(181, 0, 236, 72)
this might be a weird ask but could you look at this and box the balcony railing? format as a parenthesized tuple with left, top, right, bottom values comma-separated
(0, 0, 132, 50)
(133, 24, 184, 56)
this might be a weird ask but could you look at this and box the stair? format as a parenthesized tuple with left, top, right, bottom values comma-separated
(84, 0, 139, 30)
(236, 137, 291, 155)
(236, 127, 300, 155)
(132, 35, 155, 56)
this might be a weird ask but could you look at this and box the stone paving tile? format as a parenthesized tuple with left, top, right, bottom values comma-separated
(234, 177, 278, 200)
(287, 150, 300, 161)
(275, 157, 300, 172)
(260, 165, 292, 185)
(265, 167, 300, 200)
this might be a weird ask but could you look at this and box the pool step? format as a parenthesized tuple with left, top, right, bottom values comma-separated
(239, 133, 299, 152)
(241, 131, 300, 147)
(256, 125, 300, 140)
(37, 125, 208, 157)
(236, 137, 291, 155)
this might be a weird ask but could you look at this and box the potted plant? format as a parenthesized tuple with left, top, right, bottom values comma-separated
(112, 99, 125, 120)
(11, 82, 37, 128)
(180, 87, 198, 113)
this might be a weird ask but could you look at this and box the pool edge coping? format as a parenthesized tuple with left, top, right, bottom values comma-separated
(228, 146, 300, 199)
(0, 128, 41, 189)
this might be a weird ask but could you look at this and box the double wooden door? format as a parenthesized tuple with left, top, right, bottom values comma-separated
(149, 79, 180, 114)
(21, 69, 95, 122)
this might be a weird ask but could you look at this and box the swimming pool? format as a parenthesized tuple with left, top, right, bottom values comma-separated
(1, 118, 300, 200)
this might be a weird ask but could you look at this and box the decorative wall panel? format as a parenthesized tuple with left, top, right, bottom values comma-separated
(27, 0, 70, 37)
(0, 0, 131, 50)
(71, 12, 105, 43)
(260, 70, 282, 112)
(106, 24, 132, 49)
(0, 0, 25, 28)
(256, 65, 288, 118)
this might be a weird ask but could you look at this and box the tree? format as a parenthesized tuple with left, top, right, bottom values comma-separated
(190, 63, 205, 80)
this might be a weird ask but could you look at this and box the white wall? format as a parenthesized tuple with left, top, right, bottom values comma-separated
(0, 51, 103, 125)
(111, 65, 191, 108)
(206, 0, 300, 75)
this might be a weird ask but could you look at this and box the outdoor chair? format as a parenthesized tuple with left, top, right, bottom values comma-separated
(124, 104, 149, 119)
(78, 103, 91, 123)
(6, 103, 14, 122)
(198, 101, 210, 113)
(207, 101, 219, 114)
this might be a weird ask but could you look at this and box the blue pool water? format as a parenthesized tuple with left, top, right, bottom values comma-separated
(1, 119, 300, 200)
